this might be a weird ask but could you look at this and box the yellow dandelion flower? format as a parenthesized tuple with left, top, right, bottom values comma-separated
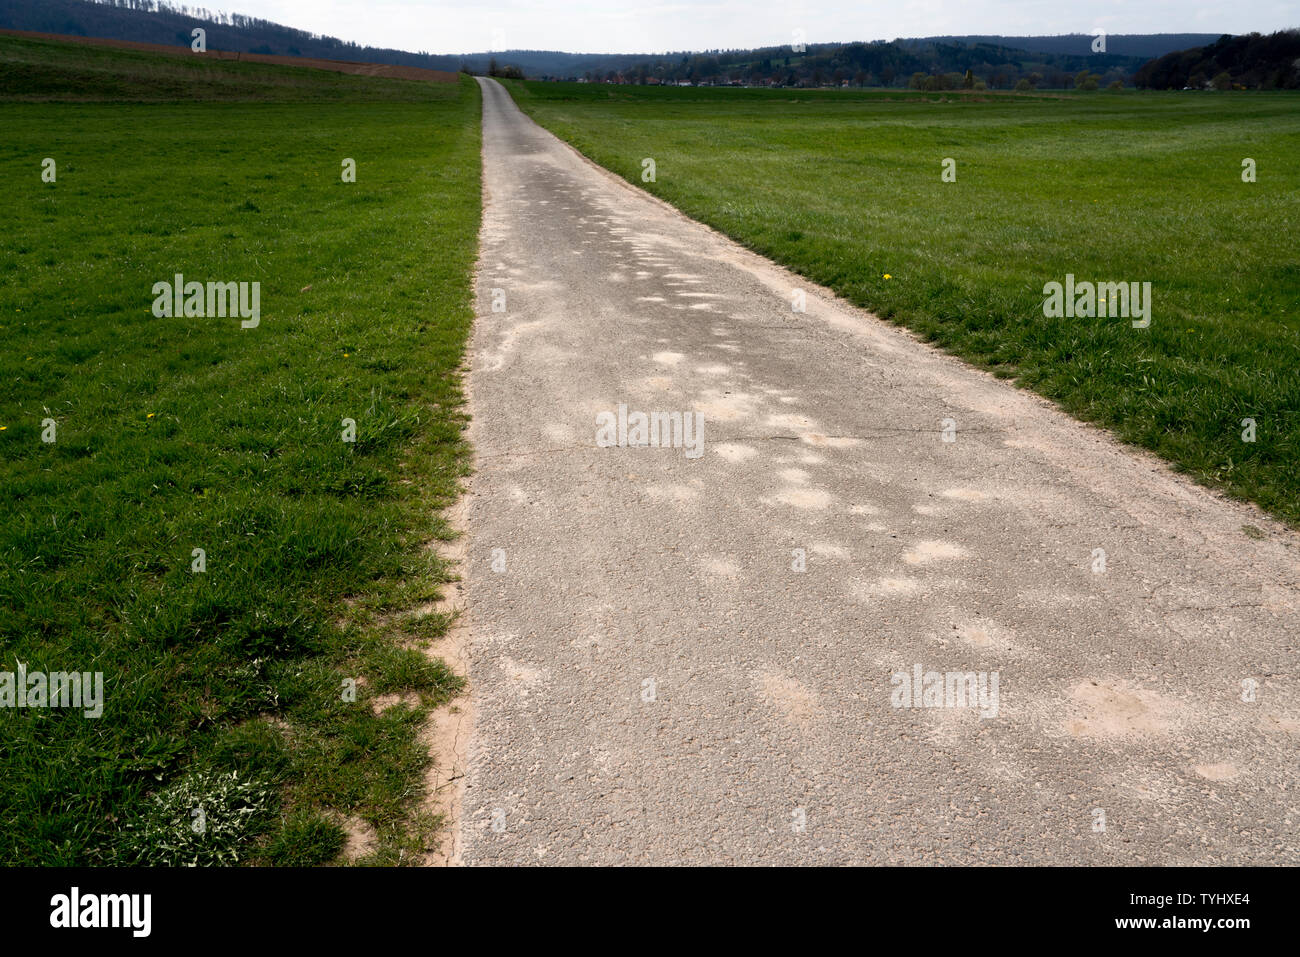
(883, 274, 892, 280)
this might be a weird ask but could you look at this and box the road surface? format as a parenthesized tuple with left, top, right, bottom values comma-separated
(452, 76, 1299, 865)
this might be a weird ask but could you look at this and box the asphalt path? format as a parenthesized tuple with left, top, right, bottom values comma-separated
(453, 76, 1299, 865)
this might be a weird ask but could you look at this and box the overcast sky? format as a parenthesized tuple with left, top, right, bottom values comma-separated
(218, 1, 1299, 54)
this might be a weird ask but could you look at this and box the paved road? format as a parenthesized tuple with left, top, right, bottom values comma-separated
(455, 76, 1299, 865)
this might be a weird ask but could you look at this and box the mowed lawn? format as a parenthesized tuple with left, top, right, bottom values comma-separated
(0, 38, 480, 864)
(507, 82, 1300, 526)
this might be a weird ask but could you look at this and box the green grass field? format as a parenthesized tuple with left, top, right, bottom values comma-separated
(0, 32, 445, 102)
(506, 82, 1300, 526)
(0, 37, 480, 864)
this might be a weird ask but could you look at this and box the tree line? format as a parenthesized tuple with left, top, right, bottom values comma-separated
(1134, 31, 1300, 90)
(545, 39, 1144, 89)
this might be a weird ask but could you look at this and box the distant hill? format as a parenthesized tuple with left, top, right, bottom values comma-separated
(917, 34, 1223, 59)
(528, 40, 1153, 89)
(459, 38, 1219, 85)
(0, 31, 455, 101)
(0, 0, 461, 70)
(1134, 30, 1300, 89)
(0, 0, 663, 74)
(0, 0, 1245, 89)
